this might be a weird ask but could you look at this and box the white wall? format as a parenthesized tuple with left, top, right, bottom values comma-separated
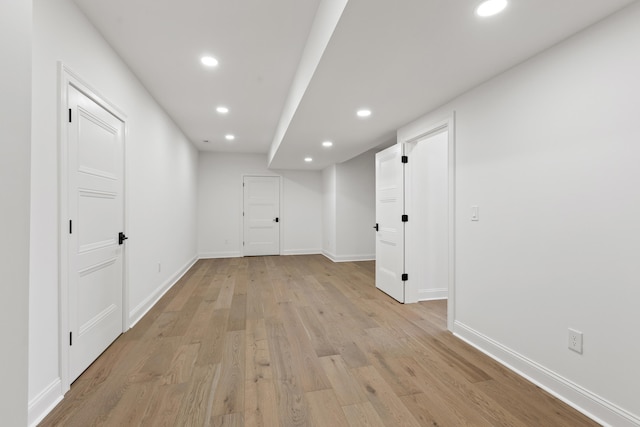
(0, 0, 31, 424)
(322, 150, 376, 262)
(400, 4, 640, 425)
(335, 150, 376, 260)
(30, 0, 199, 424)
(198, 152, 322, 258)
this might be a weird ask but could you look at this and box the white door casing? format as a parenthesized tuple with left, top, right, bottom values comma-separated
(64, 76, 126, 383)
(243, 176, 281, 256)
(375, 144, 405, 302)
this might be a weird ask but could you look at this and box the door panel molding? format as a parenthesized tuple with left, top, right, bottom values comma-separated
(58, 63, 128, 392)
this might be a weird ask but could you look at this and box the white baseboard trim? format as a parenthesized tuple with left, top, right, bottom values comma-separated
(128, 255, 198, 327)
(322, 250, 337, 262)
(454, 321, 640, 427)
(199, 251, 242, 259)
(28, 378, 63, 427)
(418, 288, 448, 301)
(282, 248, 322, 256)
(322, 250, 375, 263)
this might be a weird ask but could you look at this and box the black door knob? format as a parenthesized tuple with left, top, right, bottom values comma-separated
(119, 232, 128, 245)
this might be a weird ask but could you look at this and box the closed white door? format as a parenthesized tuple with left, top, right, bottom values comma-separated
(68, 85, 125, 381)
(375, 145, 405, 302)
(243, 176, 280, 256)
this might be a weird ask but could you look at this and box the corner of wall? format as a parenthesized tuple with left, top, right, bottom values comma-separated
(129, 255, 198, 327)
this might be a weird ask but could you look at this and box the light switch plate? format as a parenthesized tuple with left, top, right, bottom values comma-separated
(471, 206, 479, 221)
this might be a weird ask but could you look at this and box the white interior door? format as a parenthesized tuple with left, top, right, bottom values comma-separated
(68, 85, 125, 381)
(405, 129, 449, 302)
(375, 145, 405, 302)
(243, 176, 280, 256)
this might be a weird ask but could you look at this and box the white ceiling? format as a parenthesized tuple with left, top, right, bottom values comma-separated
(73, 0, 635, 170)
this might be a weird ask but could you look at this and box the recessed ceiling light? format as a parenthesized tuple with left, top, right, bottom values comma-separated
(216, 106, 229, 114)
(304, 157, 313, 163)
(322, 141, 333, 147)
(225, 134, 235, 141)
(476, 0, 507, 17)
(357, 109, 372, 118)
(201, 55, 219, 67)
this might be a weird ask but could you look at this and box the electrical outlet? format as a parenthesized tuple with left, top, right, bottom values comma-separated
(158, 263, 161, 273)
(568, 328, 583, 354)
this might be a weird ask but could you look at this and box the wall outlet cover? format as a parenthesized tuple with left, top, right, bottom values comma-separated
(568, 328, 583, 354)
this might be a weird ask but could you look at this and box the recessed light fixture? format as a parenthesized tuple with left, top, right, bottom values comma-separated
(357, 109, 372, 118)
(216, 106, 229, 114)
(322, 141, 333, 147)
(304, 157, 313, 163)
(476, 0, 508, 17)
(201, 55, 219, 67)
(225, 134, 235, 141)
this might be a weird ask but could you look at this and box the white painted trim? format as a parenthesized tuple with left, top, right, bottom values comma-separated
(322, 251, 375, 263)
(129, 255, 198, 327)
(418, 289, 448, 301)
(454, 321, 640, 427)
(28, 378, 63, 427)
(322, 250, 338, 262)
(57, 63, 129, 394)
(199, 251, 242, 259)
(282, 248, 323, 256)
(447, 113, 456, 332)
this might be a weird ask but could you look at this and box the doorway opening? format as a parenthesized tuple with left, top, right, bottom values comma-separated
(375, 114, 455, 330)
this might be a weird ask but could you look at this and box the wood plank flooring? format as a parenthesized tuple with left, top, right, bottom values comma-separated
(40, 255, 599, 426)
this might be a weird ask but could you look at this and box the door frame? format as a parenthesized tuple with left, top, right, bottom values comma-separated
(241, 174, 283, 256)
(58, 63, 129, 392)
(400, 113, 456, 331)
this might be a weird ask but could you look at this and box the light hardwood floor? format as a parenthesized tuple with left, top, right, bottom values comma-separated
(40, 255, 598, 426)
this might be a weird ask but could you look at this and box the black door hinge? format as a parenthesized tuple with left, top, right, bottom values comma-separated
(68, 109, 72, 123)
(69, 220, 72, 234)
(402, 214, 408, 222)
(401, 155, 408, 164)
(69, 332, 73, 346)
(374, 223, 379, 231)
(402, 273, 408, 281)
